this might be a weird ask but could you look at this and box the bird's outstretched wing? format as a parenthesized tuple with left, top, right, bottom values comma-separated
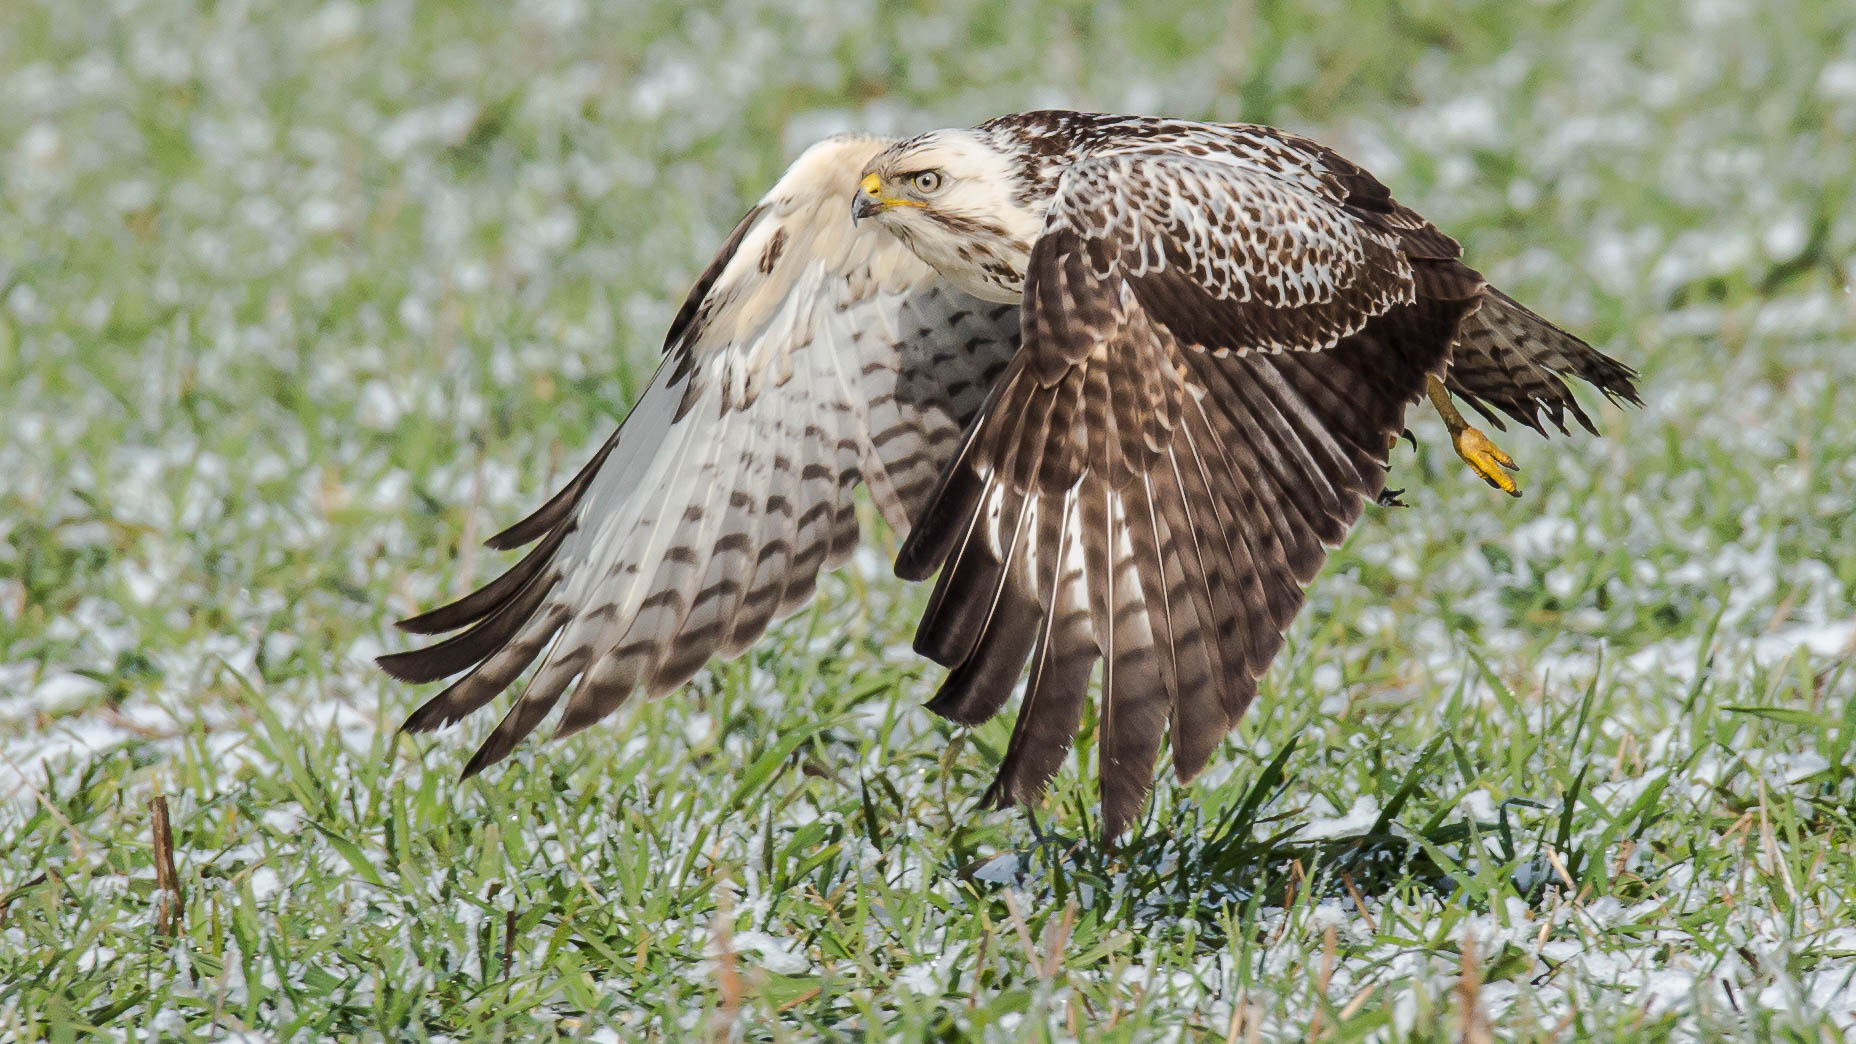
(1272, 132, 1642, 434)
(379, 136, 1018, 775)
(897, 144, 1484, 838)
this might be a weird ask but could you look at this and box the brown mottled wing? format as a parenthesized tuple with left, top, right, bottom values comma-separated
(378, 137, 1018, 777)
(897, 149, 1484, 840)
(1271, 131, 1641, 434)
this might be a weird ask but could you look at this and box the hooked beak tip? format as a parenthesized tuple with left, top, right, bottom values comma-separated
(852, 193, 879, 225)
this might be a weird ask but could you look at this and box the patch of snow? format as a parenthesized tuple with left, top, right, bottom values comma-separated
(972, 853, 1020, 885)
(1298, 795, 1381, 840)
(731, 930, 811, 975)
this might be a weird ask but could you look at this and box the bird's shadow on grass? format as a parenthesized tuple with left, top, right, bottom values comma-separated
(953, 736, 1616, 951)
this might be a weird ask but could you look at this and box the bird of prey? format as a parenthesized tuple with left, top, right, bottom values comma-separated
(380, 111, 1639, 840)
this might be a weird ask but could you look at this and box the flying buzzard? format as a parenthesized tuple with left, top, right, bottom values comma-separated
(380, 111, 1639, 839)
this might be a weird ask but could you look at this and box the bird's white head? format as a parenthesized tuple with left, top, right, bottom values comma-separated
(854, 129, 1049, 303)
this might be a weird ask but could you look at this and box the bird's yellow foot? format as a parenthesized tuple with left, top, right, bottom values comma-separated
(1454, 426, 1522, 497)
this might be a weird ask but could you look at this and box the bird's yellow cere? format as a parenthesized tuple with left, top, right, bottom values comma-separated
(859, 171, 925, 210)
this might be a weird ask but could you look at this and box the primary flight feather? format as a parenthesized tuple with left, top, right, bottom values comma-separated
(381, 112, 1639, 839)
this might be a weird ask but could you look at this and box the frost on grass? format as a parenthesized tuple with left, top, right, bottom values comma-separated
(3, 0, 1855, 1038)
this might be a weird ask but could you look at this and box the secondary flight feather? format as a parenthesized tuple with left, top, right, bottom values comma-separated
(381, 111, 1640, 839)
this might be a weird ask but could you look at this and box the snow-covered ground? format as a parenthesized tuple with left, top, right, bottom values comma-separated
(2, 0, 1853, 1037)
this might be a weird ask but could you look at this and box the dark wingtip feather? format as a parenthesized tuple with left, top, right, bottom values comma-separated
(485, 496, 575, 551)
(375, 649, 433, 684)
(484, 485, 575, 552)
(395, 521, 575, 635)
(462, 688, 571, 779)
(896, 461, 985, 582)
(1098, 797, 1144, 847)
(912, 532, 1002, 668)
(981, 773, 1031, 814)
(375, 639, 472, 686)
(393, 613, 439, 635)
(402, 677, 486, 734)
(458, 747, 495, 781)
(460, 727, 523, 779)
(394, 586, 506, 637)
(484, 429, 621, 551)
(922, 588, 1038, 727)
(399, 694, 449, 734)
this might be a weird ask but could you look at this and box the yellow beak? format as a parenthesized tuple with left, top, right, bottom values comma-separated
(852, 172, 923, 224)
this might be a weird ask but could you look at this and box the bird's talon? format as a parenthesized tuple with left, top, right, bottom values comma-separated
(1376, 486, 1408, 508)
(1454, 427, 1522, 497)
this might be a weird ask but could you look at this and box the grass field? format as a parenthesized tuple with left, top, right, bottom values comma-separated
(4, 0, 1854, 1039)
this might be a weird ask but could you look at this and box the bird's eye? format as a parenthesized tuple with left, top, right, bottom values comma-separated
(910, 170, 944, 194)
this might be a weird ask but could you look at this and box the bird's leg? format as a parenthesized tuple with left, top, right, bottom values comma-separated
(1426, 376, 1521, 497)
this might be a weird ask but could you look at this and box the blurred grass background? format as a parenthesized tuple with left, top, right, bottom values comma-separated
(2, 0, 1853, 1039)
